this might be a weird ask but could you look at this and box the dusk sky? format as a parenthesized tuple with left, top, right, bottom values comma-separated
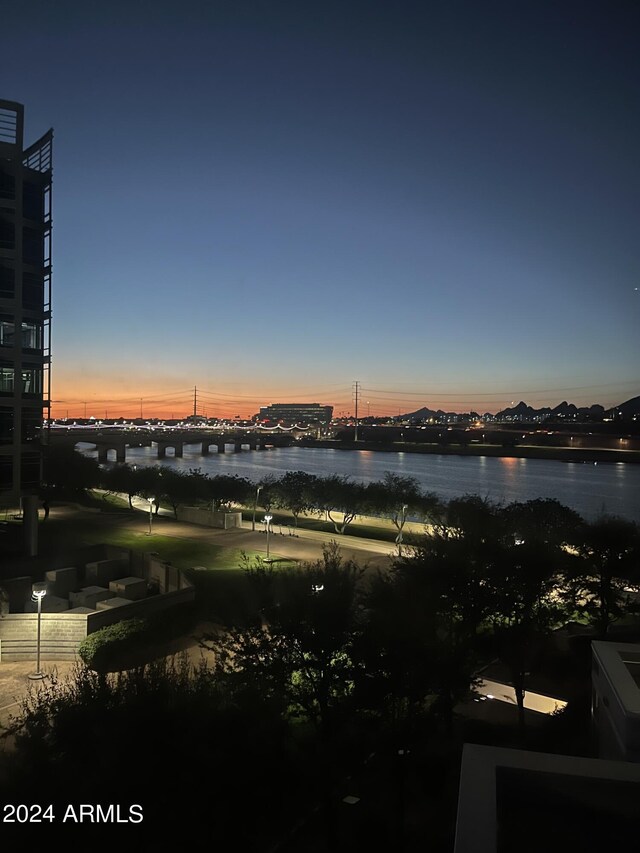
(3, 0, 639, 419)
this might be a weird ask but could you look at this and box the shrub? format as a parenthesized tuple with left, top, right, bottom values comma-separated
(78, 618, 148, 672)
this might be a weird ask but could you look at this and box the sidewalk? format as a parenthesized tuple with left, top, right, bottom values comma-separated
(0, 660, 77, 735)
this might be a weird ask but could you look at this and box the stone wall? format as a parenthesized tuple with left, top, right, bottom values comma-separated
(0, 612, 89, 661)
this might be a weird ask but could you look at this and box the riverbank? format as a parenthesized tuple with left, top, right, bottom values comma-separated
(300, 439, 640, 464)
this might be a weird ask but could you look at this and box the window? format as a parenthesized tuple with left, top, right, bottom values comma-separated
(20, 453, 40, 489)
(23, 181, 43, 221)
(22, 227, 43, 265)
(0, 407, 13, 443)
(0, 316, 14, 347)
(21, 365, 42, 395)
(0, 363, 13, 393)
(0, 456, 12, 491)
(21, 321, 42, 351)
(0, 167, 15, 201)
(21, 407, 40, 443)
(0, 264, 14, 299)
(22, 271, 43, 308)
(0, 218, 14, 251)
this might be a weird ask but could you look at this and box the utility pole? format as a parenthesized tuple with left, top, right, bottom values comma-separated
(140, 398, 143, 419)
(193, 386, 197, 418)
(353, 380, 360, 442)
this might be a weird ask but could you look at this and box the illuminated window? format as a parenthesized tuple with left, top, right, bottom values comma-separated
(0, 363, 13, 393)
(21, 321, 42, 350)
(21, 365, 42, 395)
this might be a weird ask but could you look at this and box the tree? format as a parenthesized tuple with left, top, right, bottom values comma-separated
(255, 475, 278, 513)
(487, 537, 569, 740)
(100, 463, 138, 508)
(566, 515, 640, 637)
(365, 473, 439, 555)
(313, 475, 366, 535)
(206, 474, 252, 511)
(272, 470, 318, 527)
(42, 445, 101, 496)
(203, 542, 365, 735)
(367, 527, 495, 734)
(502, 498, 583, 548)
(154, 468, 194, 518)
(4, 657, 297, 845)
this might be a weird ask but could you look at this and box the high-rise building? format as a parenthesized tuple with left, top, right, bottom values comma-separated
(0, 99, 52, 553)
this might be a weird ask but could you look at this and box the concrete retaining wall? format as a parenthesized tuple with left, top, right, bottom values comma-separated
(0, 612, 90, 661)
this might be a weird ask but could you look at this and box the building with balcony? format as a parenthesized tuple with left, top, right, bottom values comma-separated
(0, 99, 52, 554)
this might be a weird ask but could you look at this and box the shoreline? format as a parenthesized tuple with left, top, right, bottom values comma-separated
(300, 439, 640, 464)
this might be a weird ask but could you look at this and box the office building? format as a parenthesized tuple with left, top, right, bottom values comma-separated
(0, 99, 52, 553)
(257, 403, 333, 424)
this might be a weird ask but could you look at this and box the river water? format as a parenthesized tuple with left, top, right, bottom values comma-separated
(81, 443, 640, 523)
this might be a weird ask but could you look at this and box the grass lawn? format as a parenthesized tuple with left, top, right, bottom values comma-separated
(240, 506, 426, 544)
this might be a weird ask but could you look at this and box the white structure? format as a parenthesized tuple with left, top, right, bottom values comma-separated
(591, 640, 640, 762)
(455, 743, 640, 853)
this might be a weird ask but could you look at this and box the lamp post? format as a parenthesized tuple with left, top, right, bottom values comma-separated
(252, 485, 262, 531)
(396, 504, 408, 556)
(147, 497, 154, 535)
(264, 514, 273, 561)
(29, 582, 47, 681)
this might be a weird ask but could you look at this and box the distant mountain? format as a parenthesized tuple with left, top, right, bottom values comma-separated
(400, 399, 617, 420)
(495, 401, 551, 420)
(495, 400, 606, 420)
(609, 395, 640, 419)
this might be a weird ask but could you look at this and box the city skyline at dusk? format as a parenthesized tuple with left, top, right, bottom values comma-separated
(3, 1, 639, 420)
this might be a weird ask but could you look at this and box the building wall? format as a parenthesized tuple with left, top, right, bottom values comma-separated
(591, 641, 640, 763)
(0, 99, 52, 551)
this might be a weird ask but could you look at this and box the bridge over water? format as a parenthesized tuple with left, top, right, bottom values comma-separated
(49, 428, 299, 463)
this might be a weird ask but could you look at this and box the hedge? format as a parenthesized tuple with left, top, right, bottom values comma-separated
(78, 618, 149, 671)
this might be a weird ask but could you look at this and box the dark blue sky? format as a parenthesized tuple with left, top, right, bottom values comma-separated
(4, 0, 639, 418)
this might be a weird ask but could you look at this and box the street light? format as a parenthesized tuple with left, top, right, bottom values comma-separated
(252, 485, 263, 532)
(147, 497, 154, 535)
(29, 582, 47, 681)
(396, 504, 408, 556)
(264, 514, 273, 561)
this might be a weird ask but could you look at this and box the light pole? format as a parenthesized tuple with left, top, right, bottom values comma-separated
(396, 504, 408, 556)
(264, 514, 273, 561)
(147, 497, 154, 535)
(29, 582, 47, 680)
(252, 485, 262, 531)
